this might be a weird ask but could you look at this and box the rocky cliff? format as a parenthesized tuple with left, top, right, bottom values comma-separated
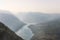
(0, 22, 23, 40)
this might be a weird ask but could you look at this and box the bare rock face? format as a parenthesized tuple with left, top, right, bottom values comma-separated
(0, 22, 23, 40)
(31, 19, 60, 40)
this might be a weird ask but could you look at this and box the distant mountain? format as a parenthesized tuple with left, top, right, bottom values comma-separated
(0, 11, 26, 32)
(17, 12, 60, 23)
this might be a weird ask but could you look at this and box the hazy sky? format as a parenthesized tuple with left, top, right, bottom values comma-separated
(0, 0, 60, 13)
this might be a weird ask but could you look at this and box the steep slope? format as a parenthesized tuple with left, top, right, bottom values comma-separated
(0, 11, 26, 32)
(0, 22, 23, 40)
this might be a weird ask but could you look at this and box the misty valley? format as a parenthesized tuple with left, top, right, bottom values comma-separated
(0, 10, 60, 40)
